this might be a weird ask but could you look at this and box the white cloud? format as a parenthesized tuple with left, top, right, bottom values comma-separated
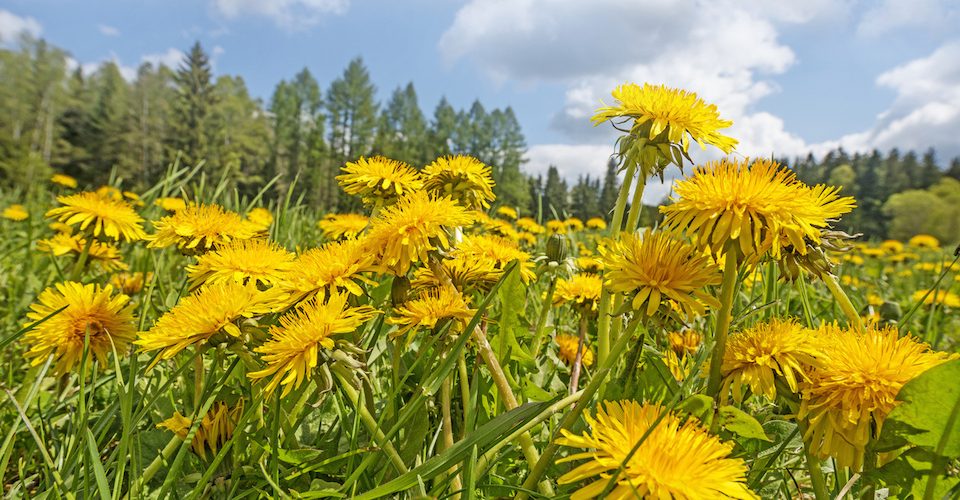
(142, 48, 186, 69)
(98, 24, 120, 37)
(212, 0, 349, 28)
(857, 0, 959, 37)
(0, 9, 41, 44)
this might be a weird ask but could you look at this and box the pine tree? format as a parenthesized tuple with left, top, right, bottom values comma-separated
(570, 175, 600, 220)
(127, 63, 176, 186)
(947, 158, 960, 181)
(917, 148, 941, 189)
(208, 75, 271, 193)
(599, 157, 619, 220)
(429, 97, 457, 159)
(327, 57, 378, 209)
(488, 107, 529, 208)
(87, 62, 131, 181)
(374, 82, 427, 165)
(171, 42, 216, 167)
(543, 166, 568, 217)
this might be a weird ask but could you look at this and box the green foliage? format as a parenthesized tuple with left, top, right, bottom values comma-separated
(883, 178, 960, 245)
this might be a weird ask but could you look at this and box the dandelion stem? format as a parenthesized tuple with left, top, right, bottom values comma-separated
(623, 172, 647, 233)
(597, 162, 637, 366)
(820, 272, 864, 333)
(569, 314, 587, 394)
(69, 235, 95, 281)
(706, 248, 740, 399)
(530, 276, 557, 358)
(332, 370, 409, 476)
(441, 376, 462, 498)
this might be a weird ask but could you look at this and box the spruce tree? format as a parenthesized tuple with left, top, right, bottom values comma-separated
(918, 148, 941, 189)
(171, 42, 216, 167)
(543, 166, 568, 217)
(429, 97, 457, 159)
(327, 58, 378, 209)
(599, 157, 619, 219)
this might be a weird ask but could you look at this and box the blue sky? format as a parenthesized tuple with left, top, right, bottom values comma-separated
(2, 0, 958, 202)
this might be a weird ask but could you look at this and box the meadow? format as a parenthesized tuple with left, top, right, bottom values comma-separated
(1, 82, 959, 499)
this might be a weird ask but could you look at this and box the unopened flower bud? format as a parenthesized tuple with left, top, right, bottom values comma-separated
(546, 233, 568, 263)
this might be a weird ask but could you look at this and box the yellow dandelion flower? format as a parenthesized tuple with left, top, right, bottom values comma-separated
(668, 330, 702, 357)
(557, 400, 757, 499)
(453, 234, 536, 283)
(592, 83, 738, 154)
(496, 206, 518, 220)
(245, 207, 274, 231)
(585, 217, 607, 230)
(122, 191, 144, 207)
(600, 229, 721, 318)
(799, 324, 956, 470)
(3, 204, 29, 221)
(148, 203, 256, 253)
(477, 215, 521, 241)
(554, 274, 603, 313)
(365, 191, 475, 275)
(867, 293, 884, 307)
(187, 239, 295, 290)
(46, 192, 146, 242)
(842, 254, 865, 265)
(36, 233, 128, 272)
(137, 282, 288, 367)
(912, 289, 960, 308)
(516, 217, 545, 234)
(908, 234, 939, 249)
(249, 292, 377, 397)
(517, 232, 537, 246)
(155, 197, 187, 212)
(49, 221, 73, 234)
(157, 401, 242, 460)
(337, 156, 423, 206)
(555, 334, 594, 367)
(421, 155, 496, 210)
(96, 185, 123, 201)
(860, 247, 885, 258)
(110, 272, 152, 295)
(879, 240, 904, 254)
(22, 282, 136, 375)
(283, 238, 376, 301)
(576, 256, 604, 274)
(388, 287, 475, 342)
(51, 173, 78, 189)
(661, 158, 856, 259)
(545, 220, 567, 234)
(318, 213, 369, 240)
(565, 217, 584, 231)
(410, 255, 500, 294)
(721, 318, 820, 401)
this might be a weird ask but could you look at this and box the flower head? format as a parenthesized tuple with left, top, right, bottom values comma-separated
(22, 282, 136, 375)
(283, 238, 376, 301)
(148, 203, 256, 253)
(668, 330, 702, 357)
(554, 274, 603, 313)
(51, 174, 78, 189)
(411, 255, 500, 294)
(516, 217, 545, 234)
(365, 191, 475, 275)
(318, 213, 369, 240)
(661, 158, 856, 259)
(155, 197, 187, 212)
(249, 292, 378, 396)
(592, 83, 738, 154)
(557, 400, 757, 499)
(912, 289, 960, 308)
(158, 402, 242, 460)
(799, 324, 956, 469)
(496, 206, 518, 220)
(110, 272, 152, 295)
(452, 234, 536, 283)
(586, 217, 607, 230)
(908, 234, 939, 249)
(137, 282, 288, 367)
(337, 156, 422, 206)
(3, 204, 29, 221)
(245, 207, 274, 231)
(388, 287, 475, 342)
(555, 334, 594, 367)
(37, 233, 128, 272)
(187, 238, 295, 289)
(46, 192, 146, 242)
(421, 155, 496, 210)
(721, 318, 820, 401)
(601, 229, 721, 318)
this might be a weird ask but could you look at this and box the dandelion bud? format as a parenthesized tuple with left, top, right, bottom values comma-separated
(391, 275, 411, 306)
(546, 233, 568, 263)
(880, 301, 902, 322)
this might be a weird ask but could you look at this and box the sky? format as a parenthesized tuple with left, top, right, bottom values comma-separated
(1, 0, 958, 203)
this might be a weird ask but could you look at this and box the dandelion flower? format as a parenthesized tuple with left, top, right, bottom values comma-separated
(799, 324, 956, 470)
(283, 238, 376, 301)
(388, 287, 475, 342)
(22, 282, 136, 375)
(137, 281, 288, 367)
(249, 292, 377, 396)
(879, 240, 904, 254)
(51, 173, 78, 189)
(148, 203, 256, 253)
(908, 234, 939, 249)
(37, 233, 128, 272)
(601, 229, 721, 318)
(912, 289, 960, 308)
(245, 207, 274, 231)
(556, 334, 594, 367)
(452, 234, 536, 283)
(586, 217, 607, 230)
(516, 217, 545, 234)
(187, 238, 295, 289)
(365, 191, 475, 275)
(557, 400, 757, 499)
(592, 83, 738, 155)
(576, 256, 604, 275)
(3, 204, 29, 221)
(546, 220, 567, 234)
(496, 206, 518, 220)
(421, 155, 496, 210)
(110, 272, 152, 295)
(155, 197, 187, 212)
(318, 213, 369, 240)
(337, 156, 422, 206)
(46, 192, 146, 242)
(661, 158, 856, 259)
(565, 218, 584, 231)
(410, 255, 500, 294)
(721, 318, 820, 401)
(157, 402, 242, 460)
(668, 330, 702, 357)
(554, 274, 603, 313)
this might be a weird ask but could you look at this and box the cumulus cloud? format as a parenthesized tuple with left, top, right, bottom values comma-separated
(212, 0, 349, 28)
(0, 9, 41, 44)
(98, 24, 120, 37)
(142, 48, 186, 69)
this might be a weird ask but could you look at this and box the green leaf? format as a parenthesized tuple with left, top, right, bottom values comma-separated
(521, 380, 555, 403)
(493, 265, 535, 367)
(676, 395, 713, 422)
(882, 359, 960, 457)
(718, 405, 770, 442)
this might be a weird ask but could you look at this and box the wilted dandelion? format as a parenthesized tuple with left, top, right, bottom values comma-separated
(157, 401, 242, 460)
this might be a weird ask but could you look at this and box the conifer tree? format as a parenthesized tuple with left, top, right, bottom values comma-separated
(171, 42, 216, 167)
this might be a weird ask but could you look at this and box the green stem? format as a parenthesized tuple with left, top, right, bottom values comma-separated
(69, 236, 95, 282)
(797, 420, 830, 500)
(441, 377, 462, 498)
(517, 316, 643, 499)
(597, 162, 637, 366)
(820, 272, 864, 333)
(706, 250, 740, 399)
(138, 432, 184, 488)
(333, 371, 409, 476)
(530, 277, 557, 358)
(623, 173, 647, 233)
(457, 352, 471, 438)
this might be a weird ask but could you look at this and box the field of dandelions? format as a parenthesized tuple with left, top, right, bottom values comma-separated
(1, 82, 959, 499)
